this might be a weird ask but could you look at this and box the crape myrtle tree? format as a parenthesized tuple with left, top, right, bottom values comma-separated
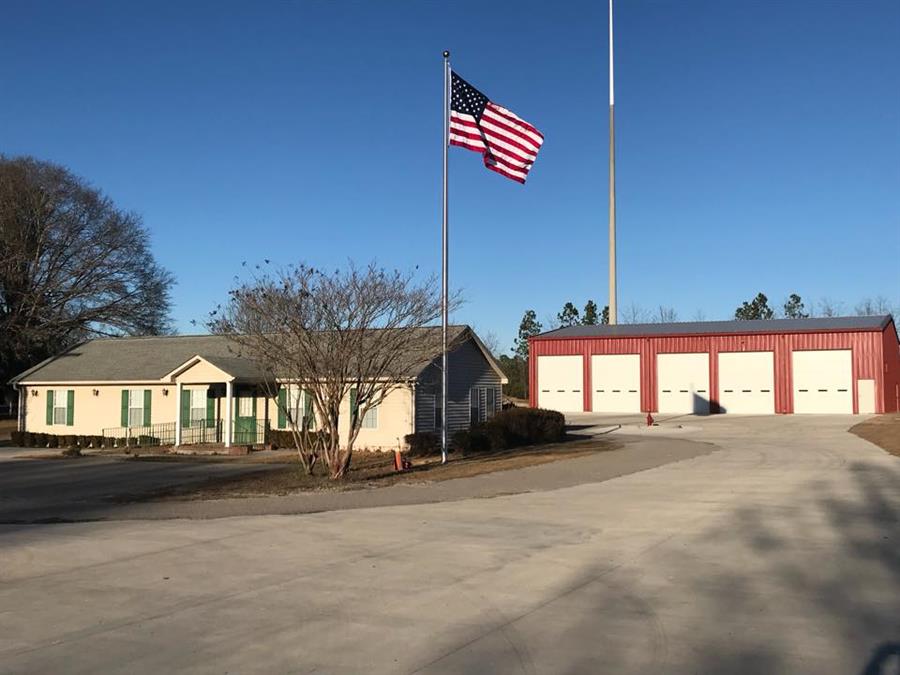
(0, 156, 174, 386)
(210, 262, 448, 480)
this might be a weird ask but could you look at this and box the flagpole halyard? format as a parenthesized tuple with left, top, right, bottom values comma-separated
(441, 50, 450, 464)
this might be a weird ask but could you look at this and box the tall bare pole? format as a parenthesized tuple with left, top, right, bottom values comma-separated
(608, 0, 618, 325)
(441, 50, 450, 463)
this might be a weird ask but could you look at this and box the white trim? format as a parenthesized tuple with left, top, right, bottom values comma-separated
(175, 383, 183, 446)
(224, 380, 233, 448)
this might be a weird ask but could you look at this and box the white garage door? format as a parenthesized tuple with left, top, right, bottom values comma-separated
(718, 351, 775, 414)
(657, 353, 710, 414)
(591, 354, 641, 413)
(537, 355, 584, 412)
(792, 350, 852, 414)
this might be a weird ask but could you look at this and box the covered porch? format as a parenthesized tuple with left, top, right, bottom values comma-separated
(168, 354, 272, 448)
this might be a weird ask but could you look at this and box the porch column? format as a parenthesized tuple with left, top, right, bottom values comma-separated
(16, 385, 25, 433)
(224, 380, 233, 448)
(175, 383, 183, 446)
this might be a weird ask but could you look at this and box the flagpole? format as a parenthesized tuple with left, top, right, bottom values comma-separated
(441, 50, 450, 464)
(608, 0, 618, 325)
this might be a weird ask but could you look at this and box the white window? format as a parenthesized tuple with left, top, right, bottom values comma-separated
(362, 405, 378, 429)
(238, 396, 253, 417)
(287, 387, 302, 425)
(470, 386, 499, 424)
(53, 389, 68, 425)
(128, 389, 144, 427)
(190, 389, 207, 427)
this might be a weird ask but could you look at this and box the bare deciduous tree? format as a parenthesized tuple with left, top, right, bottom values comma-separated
(0, 156, 174, 385)
(211, 263, 450, 480)
(620, 302, 649, 324)
(655, 306, 678, 323)
(817, 297, 844, 317)
(854, 296, 895, 316)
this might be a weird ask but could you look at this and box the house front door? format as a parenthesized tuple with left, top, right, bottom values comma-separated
(234, 395, 257, 444)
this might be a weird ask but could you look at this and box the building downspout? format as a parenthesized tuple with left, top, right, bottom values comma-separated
(16, 384, 25, 432)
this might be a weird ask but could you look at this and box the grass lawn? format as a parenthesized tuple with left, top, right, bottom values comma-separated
(132, 437, 621, 500)
(850, 414, 900, 457)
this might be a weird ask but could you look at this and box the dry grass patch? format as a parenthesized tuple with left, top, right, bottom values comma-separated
(850, 414, 900, 457)
(139, 438, 620, 501)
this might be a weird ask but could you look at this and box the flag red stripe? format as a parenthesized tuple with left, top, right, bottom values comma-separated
(479, 112, 542, 154)
(486, 102, 543, 139)
(485, 162, 526, 184)
(450, 138, 484, 154)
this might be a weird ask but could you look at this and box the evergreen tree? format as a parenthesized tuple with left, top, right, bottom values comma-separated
(557, 302, 580, 327)
(783, 294, 808, 319)
(514, 310, 542, 361)
(735, 293, 775, 320)
(601, 305, 609, 325)
(582, 300, 599, 325)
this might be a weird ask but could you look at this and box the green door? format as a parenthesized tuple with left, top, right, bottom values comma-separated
(234, 394, 257, 444)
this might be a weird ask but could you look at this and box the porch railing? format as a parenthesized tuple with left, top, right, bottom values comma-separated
(101, 420, 269, 447)
(101, 422, 177, 447)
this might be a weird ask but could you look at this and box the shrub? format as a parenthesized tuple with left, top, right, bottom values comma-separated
(10, 430, 24, 447)
(116, 437, 127, 448)
(64, 435, 78, 448)
(61, 446, 82, 457)
(452, 428, 491, 454)
(22, 431, 34, 447)
(404, 432, 440, 457)
(269, 429, 324, 451)
(36, 433, 48, 447)
(46, 435, 59, 448)
(90, 435, 103, 448)
(138, 434, 160, 447)
(481, 407, 566, 448)
(77, 435, 89, 448)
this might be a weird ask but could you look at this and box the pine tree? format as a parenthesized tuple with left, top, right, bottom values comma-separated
(582, 300, 599, 325)
(735, 293, 775, 320)
(783, 294, 808, 319)
(514, 310, 542, 361)
(557, 302, 580, 327)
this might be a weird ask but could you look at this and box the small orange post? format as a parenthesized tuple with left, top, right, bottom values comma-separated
(394, 449, 404, 471)
(646, 412, 654, 427)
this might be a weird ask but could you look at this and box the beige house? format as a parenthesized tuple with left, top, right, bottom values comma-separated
(10, 326, 506, 450)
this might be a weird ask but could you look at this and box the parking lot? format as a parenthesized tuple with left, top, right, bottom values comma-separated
(1, 415, 898, 674)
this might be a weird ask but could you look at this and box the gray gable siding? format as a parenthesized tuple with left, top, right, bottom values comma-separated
(414, 338, 502, 435)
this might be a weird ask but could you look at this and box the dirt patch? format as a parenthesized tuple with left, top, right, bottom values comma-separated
(131, 438, 620, 501)
(850, 414, 900, 457)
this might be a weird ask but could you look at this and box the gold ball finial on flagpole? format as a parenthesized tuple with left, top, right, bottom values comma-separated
(443, 50, 450, 59)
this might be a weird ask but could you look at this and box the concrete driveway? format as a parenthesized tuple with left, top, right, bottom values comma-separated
(1, 415, 898, 674)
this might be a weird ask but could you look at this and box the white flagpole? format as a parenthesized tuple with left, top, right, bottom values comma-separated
(608, 0, 618, 325)
(441, 50, 450, 463)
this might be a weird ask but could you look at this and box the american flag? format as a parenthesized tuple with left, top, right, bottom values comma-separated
(449, 71, 544, 184)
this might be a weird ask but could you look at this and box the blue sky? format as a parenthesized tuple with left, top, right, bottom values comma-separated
(2, 0, 898, 351)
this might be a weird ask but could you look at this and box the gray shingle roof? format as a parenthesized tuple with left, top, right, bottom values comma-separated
(534, 315, 895, 340)
(10, 326, 475, 383)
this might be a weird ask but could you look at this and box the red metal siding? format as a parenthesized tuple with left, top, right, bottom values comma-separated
(530, 327, 893, 414)
(882, 321, 900, 413)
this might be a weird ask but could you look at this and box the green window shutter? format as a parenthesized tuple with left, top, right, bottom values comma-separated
(143, 389, 152, 426)
(206, 393, 215, 428)
(121, 390, 129, 426)
(46, 390, 54, 425)
(66, 390, 75, 426)
(181, 390, 191, 428)
(277, 387, 286, 428)
(350, 387, 358, 426)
